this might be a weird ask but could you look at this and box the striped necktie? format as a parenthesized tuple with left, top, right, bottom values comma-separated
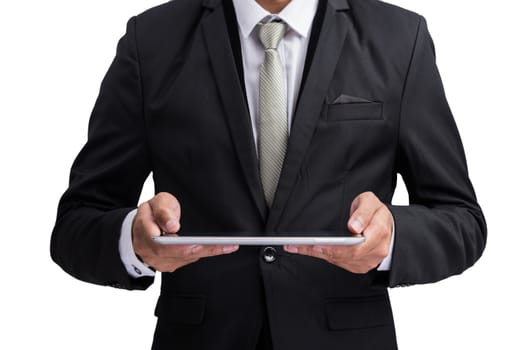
(258, 21, 288, 208)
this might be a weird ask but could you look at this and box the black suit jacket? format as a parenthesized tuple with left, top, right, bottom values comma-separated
(51, 0, 487, 349)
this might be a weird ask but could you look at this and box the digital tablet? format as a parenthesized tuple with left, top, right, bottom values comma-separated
(152, 235, 365, 246)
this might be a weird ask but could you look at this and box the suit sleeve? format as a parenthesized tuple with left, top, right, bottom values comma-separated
(50, 17, 154, 290)
(388, 17, 487, 287)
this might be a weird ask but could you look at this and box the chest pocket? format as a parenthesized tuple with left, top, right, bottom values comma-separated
(327, 101, 383, 122)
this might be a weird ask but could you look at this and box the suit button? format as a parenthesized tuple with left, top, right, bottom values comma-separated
(263, 246, 277, 263)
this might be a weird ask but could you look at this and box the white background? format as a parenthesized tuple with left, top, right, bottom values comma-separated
(1, 0, 522, 349)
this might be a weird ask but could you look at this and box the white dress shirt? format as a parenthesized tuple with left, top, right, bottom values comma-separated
(119, 0, 393, 278)
(233, 0, 318, 149)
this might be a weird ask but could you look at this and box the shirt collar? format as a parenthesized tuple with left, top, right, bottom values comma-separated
(232, 0, 319, 39)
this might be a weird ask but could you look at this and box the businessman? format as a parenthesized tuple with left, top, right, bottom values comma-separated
(51, 0, 487, 349)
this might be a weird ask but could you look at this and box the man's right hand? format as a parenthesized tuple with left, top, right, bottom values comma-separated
(132, 192, 239, 273)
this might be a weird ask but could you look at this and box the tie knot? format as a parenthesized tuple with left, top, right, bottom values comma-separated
(258, 22, 287, 50)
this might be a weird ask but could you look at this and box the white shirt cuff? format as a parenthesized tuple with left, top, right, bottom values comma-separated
(377, 219, 395, 271)
(119, 209, 156, 278)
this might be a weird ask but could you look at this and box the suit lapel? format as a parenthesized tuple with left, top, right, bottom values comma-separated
(266, 0, 351, 230)
(202, 1, 268, 221)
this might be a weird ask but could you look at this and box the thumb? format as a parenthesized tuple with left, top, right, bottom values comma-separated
(348, 192, 379, 235)
(148, 192, 182, 234)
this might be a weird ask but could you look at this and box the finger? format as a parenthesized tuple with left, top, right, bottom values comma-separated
(313, 245, 378, 273)
(348, 192, 381, 234)
(311, 245, 359, 261)
(285, 245, 316, 257)
(285, 244, 353, 260)
(145, 244, 240, 273)
(195, 245, 240, 258)
(152, 257, 200, 273)
(153, 243, 204, 259)
(287, 245, 343, 267)
(285, 245, 298, 253)
(157, 244, 239, 260)
(285, 245, 307, 254)
(284, 244, 374, 274)
(148, 192, 181, 233)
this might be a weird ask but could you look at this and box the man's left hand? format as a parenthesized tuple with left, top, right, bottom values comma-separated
(284, 192, 393, 274)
